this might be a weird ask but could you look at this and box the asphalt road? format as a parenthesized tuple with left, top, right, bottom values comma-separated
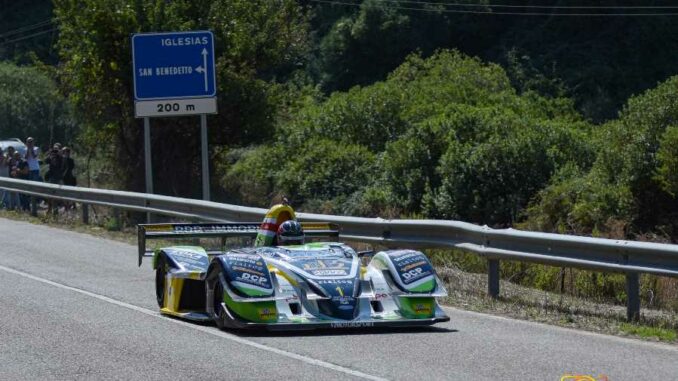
(1, 218, 677, 380)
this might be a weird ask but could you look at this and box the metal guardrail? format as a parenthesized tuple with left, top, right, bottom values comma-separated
(2, 176, 676, 321)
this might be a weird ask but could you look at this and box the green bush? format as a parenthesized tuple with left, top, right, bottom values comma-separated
(220, 145, 285, 207)
(524, 166, 635, 235)
(280, 82, 409, 152)
(219, 139, 376, 213)
(104, 216, 121, 231)
(429, 119, 592, 225)
(277, 138, 376, 205)
(526, 75, 678, 236)
(655, 125, 678, 196)
(382, 124, 443, 213)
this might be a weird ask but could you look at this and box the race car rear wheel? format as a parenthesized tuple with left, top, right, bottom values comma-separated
(155, 256, 167, 309)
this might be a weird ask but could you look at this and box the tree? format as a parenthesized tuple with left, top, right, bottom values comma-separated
(0, 62, 75, 145)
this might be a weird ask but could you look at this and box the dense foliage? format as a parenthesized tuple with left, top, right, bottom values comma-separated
(525, 77, 678, 237)
(306, 0, 678, 123)
(220, 50, 594, 226)
(3, 0, 678, 238)
(0, 62, 75, 145)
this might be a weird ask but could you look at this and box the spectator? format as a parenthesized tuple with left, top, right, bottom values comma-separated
(5, 147, 18, 209)
(62, 147, 76, 186)
(44, 145, 64, 185)
(9, 151, 28, 210)
(25, 137, 41, 182)
(0, 147, 7, 208)
(62, 147, 76, 210)
(6, 146, 15, 163)
(44, 145, 64, 214)
(15, 151, 29, 210)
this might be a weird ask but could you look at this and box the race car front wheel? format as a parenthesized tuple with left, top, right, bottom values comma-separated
(206, 265, 228, 330)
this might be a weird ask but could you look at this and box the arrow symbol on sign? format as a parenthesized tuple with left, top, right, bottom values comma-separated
(200, 48, 208, 92)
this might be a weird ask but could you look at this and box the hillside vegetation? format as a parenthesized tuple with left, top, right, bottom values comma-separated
(220, 50, 594, 226)
(3, 0, 678, 310)
(31, 0, 677, 238)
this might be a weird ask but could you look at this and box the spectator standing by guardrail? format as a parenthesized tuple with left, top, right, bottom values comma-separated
(44, 145, 63, 185)
(4, 147, 18, 209)
(45, 145, 64, 214)
(62, 147, 75, 186)
(10, 151, 29, 210)
(62, 147, 76, 210)
(24, 137, 41, 182)
(0, 147, 7, 208)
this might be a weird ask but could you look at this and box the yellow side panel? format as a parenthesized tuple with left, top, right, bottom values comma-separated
(165, 277, 185, 312)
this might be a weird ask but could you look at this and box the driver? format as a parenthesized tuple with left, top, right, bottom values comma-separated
(276, 220, 305, 246)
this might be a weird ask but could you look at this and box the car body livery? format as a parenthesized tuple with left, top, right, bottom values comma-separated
(138, 206, 449, 330)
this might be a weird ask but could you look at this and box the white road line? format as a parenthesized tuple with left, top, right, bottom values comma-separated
(0, 264, 389, 381)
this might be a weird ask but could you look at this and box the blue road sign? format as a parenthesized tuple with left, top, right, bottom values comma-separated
(132, 31, 216, 100)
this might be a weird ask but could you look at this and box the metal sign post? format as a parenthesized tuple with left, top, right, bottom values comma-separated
(131, 30, 218, 219)
(144, 117, 153, 222)
(200, 114, 210, 201)
(144, 117, 153, 195)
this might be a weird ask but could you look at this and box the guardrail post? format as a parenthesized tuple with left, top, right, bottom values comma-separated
(626, 272, 640, 322)
(488, 258, 500, 298)
(30, 196, 37, 217)
(81, 204, 89, 224)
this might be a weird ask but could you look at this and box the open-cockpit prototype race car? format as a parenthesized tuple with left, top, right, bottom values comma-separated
(137, 204, 449, 330)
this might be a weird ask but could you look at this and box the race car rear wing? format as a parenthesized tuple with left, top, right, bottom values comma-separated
(137, 222, 340, 266)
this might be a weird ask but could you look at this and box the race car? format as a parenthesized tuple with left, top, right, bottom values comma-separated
(137, 204, 449, 330)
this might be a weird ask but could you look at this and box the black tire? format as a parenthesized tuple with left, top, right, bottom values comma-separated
(207, 265, 227, 330)
(213, 275, 226, 329)
(155, 255, 167, 309)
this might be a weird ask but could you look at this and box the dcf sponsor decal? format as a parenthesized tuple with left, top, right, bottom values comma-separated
(225, 254, 271, 288)
(238, 272, 268, 285)
(389, 251, 434, 285)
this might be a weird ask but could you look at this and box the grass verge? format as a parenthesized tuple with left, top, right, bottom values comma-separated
(620, 323, 677, 342)
(438, 265, 678, 344)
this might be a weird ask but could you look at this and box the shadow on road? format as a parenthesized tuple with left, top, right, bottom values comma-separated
(161, 315, 457, 337)
(230, 325, 457, 338)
